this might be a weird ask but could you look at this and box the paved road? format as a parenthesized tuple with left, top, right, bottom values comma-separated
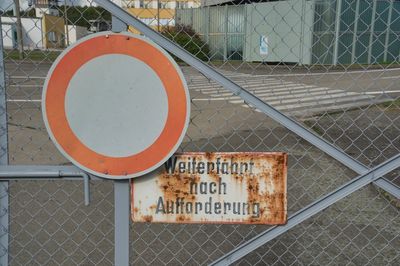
(3, 61, 399, 165)
(5, 62, 399, 118)
(3, 61, 399, 265)
(183, 68, 397, 117)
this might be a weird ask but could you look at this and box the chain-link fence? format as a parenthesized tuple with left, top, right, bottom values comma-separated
(0, 0, 399, 265)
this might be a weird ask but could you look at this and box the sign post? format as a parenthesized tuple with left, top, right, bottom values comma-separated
(0, 18, 9, 265)
(111, 16, 130, 266)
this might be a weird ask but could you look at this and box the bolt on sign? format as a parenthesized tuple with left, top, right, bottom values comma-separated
(131, 152, 287, 224)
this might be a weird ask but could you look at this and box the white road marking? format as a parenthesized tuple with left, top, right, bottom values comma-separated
(365, 90, 400, 95)
(193, 87, 333, 100)
(7, 99, 41, 102)
(8, 76, 46, 79)
(192, 83, 307, 93)
(380, 76, 399, 80)
(189, 71, 390, 116)
(250, 67, 400, 77)
(9, 84, 42, 88)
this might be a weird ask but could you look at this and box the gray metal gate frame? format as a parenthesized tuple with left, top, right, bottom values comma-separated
(0, 1, 399, 265)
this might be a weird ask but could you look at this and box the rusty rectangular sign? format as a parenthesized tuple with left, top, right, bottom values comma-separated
(131, 152, 287, 224)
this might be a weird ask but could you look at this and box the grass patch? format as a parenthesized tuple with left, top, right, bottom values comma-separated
(303, 120, 324, 136)
(379, 98, 400, 109)
(4, 49, 61, 62)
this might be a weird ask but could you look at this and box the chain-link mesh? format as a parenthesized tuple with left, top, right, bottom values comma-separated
(0, 0, 399, 265)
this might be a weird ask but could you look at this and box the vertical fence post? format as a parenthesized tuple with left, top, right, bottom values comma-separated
(114, 180, 130, 266)
(191, 7, 194, 28)
(223, 5, 228, 61)
(0, 17, 9, 265)
(384, 0, 393, 63)
(333, 0, 342, 66)
(205, 6, 210, 47)
(368, 0, 377, 64)
(351, 0, 360, 64)
(299, 0, 306, 65)
(111, 16, 130, 266)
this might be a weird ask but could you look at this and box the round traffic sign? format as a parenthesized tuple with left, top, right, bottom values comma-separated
(42, 32, 190, 179)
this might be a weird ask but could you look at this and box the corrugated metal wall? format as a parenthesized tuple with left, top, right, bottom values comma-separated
(388, 1, 400, 62)
(176, 0, 400, 65)
(176, 1, 312, 63)
(312, 0, 400, 65)
(312, 0, 336, 64)
(176, 6, 245, 61)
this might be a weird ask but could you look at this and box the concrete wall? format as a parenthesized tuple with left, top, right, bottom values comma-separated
(65, 25, 88, 46)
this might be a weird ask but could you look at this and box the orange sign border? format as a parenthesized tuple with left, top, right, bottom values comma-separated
(43, 32, 189, 178)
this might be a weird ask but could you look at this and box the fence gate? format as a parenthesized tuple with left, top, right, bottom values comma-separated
(0, 0, 399, 265)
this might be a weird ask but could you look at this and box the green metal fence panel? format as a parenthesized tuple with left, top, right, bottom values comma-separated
(312, 0, 337, 64)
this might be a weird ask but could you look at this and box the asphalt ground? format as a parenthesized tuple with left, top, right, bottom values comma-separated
(3, 60, 400, 265)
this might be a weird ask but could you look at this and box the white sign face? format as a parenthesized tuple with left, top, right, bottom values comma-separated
(260, 35, 268, 55)
(131, 152, 287, 224)
(42, 32, 190, 179)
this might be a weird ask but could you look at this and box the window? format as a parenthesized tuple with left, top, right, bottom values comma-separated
(122, 0, 135, 8)
(47, 32, 57, 42)
(176, 2, 188, 9)
(158, 1, 168, 8)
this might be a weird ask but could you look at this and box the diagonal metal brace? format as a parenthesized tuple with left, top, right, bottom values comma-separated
(210, 153, 400, 265)
(94, 0, 399, 199)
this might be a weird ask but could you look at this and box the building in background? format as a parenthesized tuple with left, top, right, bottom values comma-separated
(121, 0, 201, 32)
(1, 0, 88, 50)
(1, 16, 44, 49)
(30, 0, 60, 17)
(1, 14, 66, 50)
(177, 0, 400, 65)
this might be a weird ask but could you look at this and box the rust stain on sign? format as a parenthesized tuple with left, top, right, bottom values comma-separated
(131, 152, 287, 224)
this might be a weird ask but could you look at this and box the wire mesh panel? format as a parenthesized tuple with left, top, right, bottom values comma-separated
(9, 180, 114, 265)
(0, 0, 399, 265)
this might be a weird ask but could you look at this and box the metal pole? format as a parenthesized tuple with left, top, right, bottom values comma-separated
(383, 0, 393, 63)
(13, 0, 24, 59)
(64, 0, 70, 47)
(368, 0, 377, 64)
(351, 0, 360, 64)
(111, 15, 130, 266)
(114, 180, 130, 266)
(333, 0, 342, 66)
(0, 17, 8, 266)
(157, 0, 160, 32)
(205, 6, 210, 45)
(223, 5, 228, 61)
(299, 0, 306, 65)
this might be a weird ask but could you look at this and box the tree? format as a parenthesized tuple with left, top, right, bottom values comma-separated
(162, 25, 210, 62)
(57, 5, 111, 29)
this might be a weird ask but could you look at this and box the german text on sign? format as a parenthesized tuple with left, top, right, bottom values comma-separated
(131, 152, 287, 224)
